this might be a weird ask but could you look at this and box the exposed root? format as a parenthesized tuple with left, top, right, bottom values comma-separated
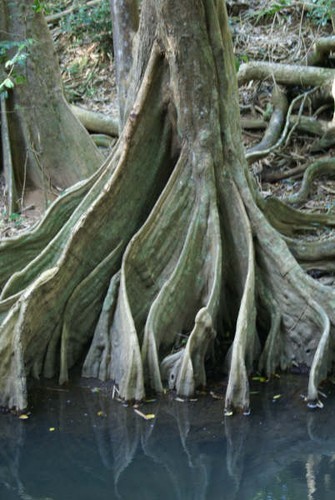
(2, 0, 335, 416)
(0, 41, 173, 408)
(258, 280, 282, 378)
(82, 272, 120, 382)
(307, 301, 330, 406)
(224, 181, 257, 415)
(84, 144, 223, 400)
(107, 264, 145, 401)
(91, 134, 117, 149)
(307, 36, 335, 67)
(246, 87, 318, 164)
(261, 196, 335, 236)
(70, 104, 119, 137)
(286, 236, 335, 269)
(282, 158, 335, 205)
(0, 157, 109, 290)
(59, 244, 122, 384)
(238, 61, 335, 93)
(245, 180, 335, 408)
(246, 86, 288, 162)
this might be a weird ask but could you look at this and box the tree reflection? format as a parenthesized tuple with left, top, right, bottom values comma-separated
(1, 378, 335, 499)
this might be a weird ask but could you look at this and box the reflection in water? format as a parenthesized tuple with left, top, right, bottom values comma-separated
(1, 376, 335, 499)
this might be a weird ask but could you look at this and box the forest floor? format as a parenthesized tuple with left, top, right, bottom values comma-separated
(1, 0, 334, 237)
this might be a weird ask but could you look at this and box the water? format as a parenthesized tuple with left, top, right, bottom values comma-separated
(1, 375, 335, 500)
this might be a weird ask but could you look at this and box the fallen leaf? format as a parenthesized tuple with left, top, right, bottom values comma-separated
(97, 410, 106, 417)
(134, 409, 156, 420)
(224, 409, 233, 417)
(18, 414, 29, 420)
(144, 414, 155, 420)
(251, 376, 268, 382)
(210, 391, 224, 400)
(272, 394, 282, 400)
(49, 427, 56, 432)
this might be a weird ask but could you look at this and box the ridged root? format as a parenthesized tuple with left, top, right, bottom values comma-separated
(84, 145, 222, 400)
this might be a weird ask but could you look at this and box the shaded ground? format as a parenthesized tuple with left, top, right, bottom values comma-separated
(233, 1, 335, 212)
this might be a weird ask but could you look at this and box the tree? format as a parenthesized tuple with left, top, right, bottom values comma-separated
(0, 0, 103, 213)
(1, 0, 335, 414)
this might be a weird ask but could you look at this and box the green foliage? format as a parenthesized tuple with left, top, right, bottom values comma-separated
(60, 0, 113, 53)
(308, 0, 334, 26)
(246, 0, 292, 22)
(0, 210, 23, 228)
(0, 39, 34, 97)
(235, 54, 249, 71)
(32, 0, 49, 14)
(9, 212, 21, 223)
(247, 0, 333, 26)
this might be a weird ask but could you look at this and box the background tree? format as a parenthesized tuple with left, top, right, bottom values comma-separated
(0, 0, 103, 213)
(1, 0, 335, 414)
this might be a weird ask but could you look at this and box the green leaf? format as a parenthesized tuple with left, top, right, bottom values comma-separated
(13, 75, 26, 86)
(3, 78, 14, 89)
(251, 376, 268, 382)
(10, 212, 21, 221)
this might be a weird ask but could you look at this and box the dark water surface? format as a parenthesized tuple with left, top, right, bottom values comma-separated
(1, 375, 335, 500)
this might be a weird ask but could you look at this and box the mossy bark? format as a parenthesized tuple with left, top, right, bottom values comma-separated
(1, 0, 335, 413)
(0, 0, 102, 211)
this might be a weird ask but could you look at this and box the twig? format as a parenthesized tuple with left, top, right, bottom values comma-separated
(46, 0, 102, 24)
(246, 87, 319, 163)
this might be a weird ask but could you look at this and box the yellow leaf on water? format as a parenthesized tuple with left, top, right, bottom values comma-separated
(49, 427, 56, 432)
(18, 414, 29, 420)
(210, 391, 224, 400)
(272, 394, 282, 400)
(134, 409, 156, 420)
(252, 376, 268, 383)
(97, 410, 106, 417)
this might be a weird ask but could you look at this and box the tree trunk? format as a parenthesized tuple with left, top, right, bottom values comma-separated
(1, 0, 335, 414)
(0, 0, 103, 212)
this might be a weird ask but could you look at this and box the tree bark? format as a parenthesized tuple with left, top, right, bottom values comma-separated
(110, 0, 139, 127)
(0, 0, 103, 211)
(1, 0, 335, 415)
